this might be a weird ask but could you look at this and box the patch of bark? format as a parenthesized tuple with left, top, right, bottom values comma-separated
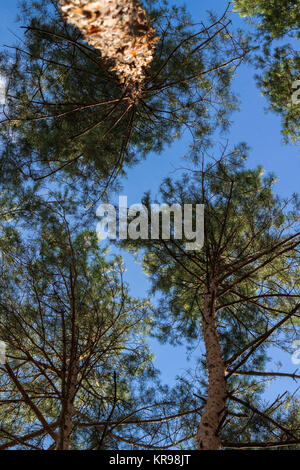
(59, 0, 159, 97)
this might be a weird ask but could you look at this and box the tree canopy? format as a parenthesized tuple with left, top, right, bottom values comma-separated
(0, 0, 299, 451)
(0, 205, 157, 450)
(120, 149, 300, 449)
(0, 0, 246, 203)
(233, 0, 300, 38)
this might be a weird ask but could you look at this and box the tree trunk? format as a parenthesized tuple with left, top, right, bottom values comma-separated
(56, 364, 78, 450)
(196, 282, 227, 450)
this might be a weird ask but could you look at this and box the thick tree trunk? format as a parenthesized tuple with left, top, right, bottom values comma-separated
(58, 0, 159, 95)
(56, 364, 78, 450)
(196, 282, 227, 450)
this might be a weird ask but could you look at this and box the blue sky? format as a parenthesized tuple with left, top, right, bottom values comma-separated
(1, 1, 299, 402)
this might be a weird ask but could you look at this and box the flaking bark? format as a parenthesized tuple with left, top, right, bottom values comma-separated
(196, 281, 227, 450)
(58, 0, 159, 97)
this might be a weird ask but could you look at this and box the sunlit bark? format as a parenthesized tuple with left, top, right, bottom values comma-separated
(58, 0, 159, 97)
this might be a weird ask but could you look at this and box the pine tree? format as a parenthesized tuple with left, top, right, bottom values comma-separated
(0, 204, 156, 450)
(0, 1, 298, 451)
(0, 0, 247, 202)
(121, 148, 300, 450)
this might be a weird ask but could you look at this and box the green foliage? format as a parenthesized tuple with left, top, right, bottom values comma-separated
(0, 206, 155, 449)
(233, 0, 300, 38)
(0, 0, 298, 450)
(257, 45, 300, 144)
(233, 0, 300, 144)
(0, 0, 246, 202)
(120, 148, 300, 447)
(122, 149, 299, 347)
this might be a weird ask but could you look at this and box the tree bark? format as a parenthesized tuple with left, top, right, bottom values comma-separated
(196, 281, 227, 450)
(56, 364, 78, 450)
(58, 0, 159, 95)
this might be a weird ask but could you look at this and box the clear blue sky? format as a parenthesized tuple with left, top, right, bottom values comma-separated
(1, 0, 299, 401)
